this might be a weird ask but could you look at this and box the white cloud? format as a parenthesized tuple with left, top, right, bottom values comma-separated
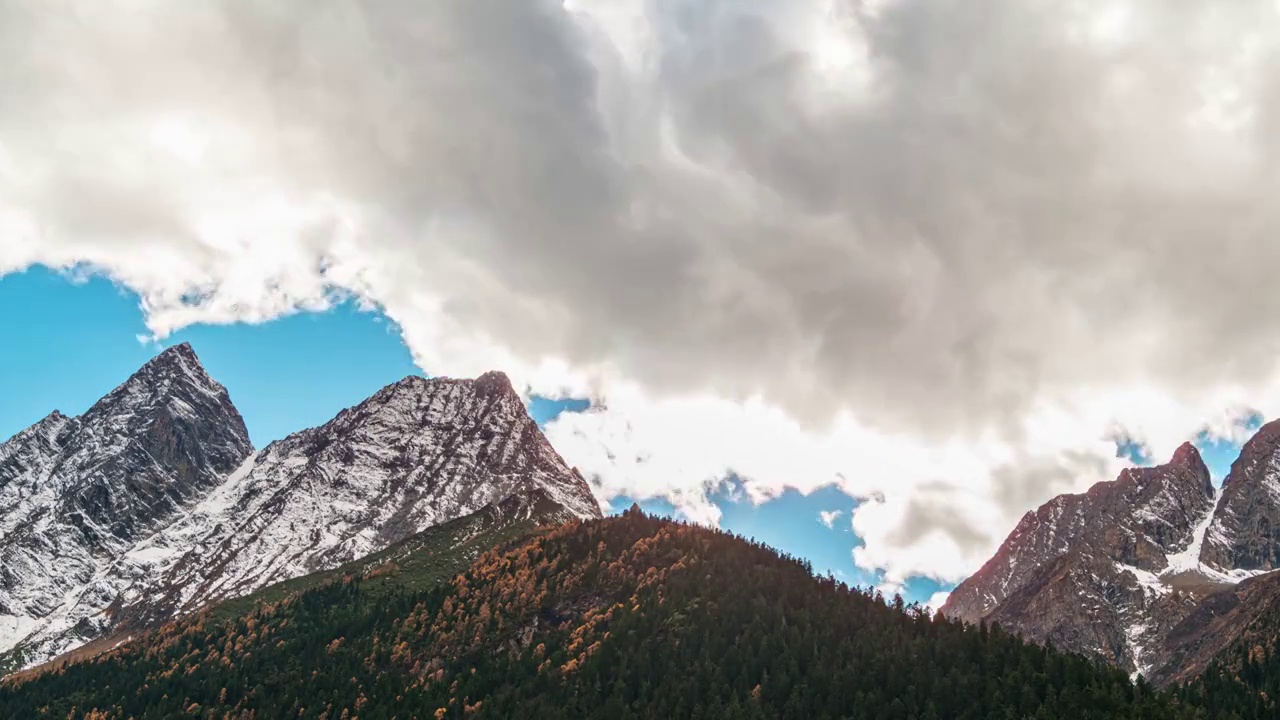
(6, 0, 1280, 587)
(876, 581, 904, 600)
(926, 591, 952, 613)
(818, 510, 844, 528)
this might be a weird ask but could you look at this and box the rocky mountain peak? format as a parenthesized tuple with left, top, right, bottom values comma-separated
(0, 343, 257, 668)
(1199, 418, 1280, 573)
(2, 410, 67, 447)
(942, 443, 1216, 641)
(1109, 442, 1210, 504)
(474, 369, 518, 398)
(124, 342, 204, 385)
(79, 343, 245, 436)
(0, 349, 602, 673)
(363, 372, 521, 414)
(152, 340, 199, 365)
(1170, 441, 1209, 476)
(76, 368, 599, 650)
(131, 342, 220, 392)
(1221, 418, 1280, 487)
(80, 343, 252, 477)
(943, 420, 1280, 682)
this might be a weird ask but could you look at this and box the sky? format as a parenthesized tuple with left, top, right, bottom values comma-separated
(0, 267, 901, 596)
(3, 1, 1280, 606)
(0, 265, 1244, 608)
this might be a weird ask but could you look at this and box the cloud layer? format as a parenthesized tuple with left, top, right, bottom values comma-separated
(6, 0, 1280, 585)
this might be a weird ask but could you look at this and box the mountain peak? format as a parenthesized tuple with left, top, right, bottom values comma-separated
(1221, 417, 1280, 486)
(943, 436, 1217, 639)
(1199, 418, 1280, 573)
(1167, 441, 1212, 494)
(78, 342, 233, 427)
(474, 370, 518, 398)
(125, 342, 200, 378)
(142, 342, 206, 377)
(1170, 441, 1202, 467)
(381, 371, 521, 406)
(158, 341, 198, 361)
(29, 410, 68, 435)
(372, 372, 521, 407)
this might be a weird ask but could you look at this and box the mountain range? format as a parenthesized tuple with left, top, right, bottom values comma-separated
(0, 343, 600, 671)
(0, 506, 1213, 719)
(943, 424, 1280, 685)
(5, 343, 1280, 716)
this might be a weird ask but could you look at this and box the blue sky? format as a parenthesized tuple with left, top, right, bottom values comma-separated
(0, 268, 892, 593)
(0, 267, 1247, 605)
(0, 267, 589, 447)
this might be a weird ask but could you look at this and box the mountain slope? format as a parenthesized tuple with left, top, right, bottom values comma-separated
(0, 346, 600, 672)
(945, 427, 1280, 684)
(0, 510, 1198, 719)
(1152, 569, 1280, 688)
(15, 486, 580, 678)
(104, 370, 599, 629)
(1200, 419, 1280, 574)
(205, 485, 583, 624)
(942, 444, 1222, 676)
(944, 443, 1215, 625)
(0, 343, 253, 665)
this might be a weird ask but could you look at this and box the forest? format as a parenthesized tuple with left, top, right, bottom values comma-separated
(0, 506, 1273, 719)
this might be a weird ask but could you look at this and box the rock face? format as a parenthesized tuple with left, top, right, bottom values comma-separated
(1200, 420, 1280, 573)
(1150, 570, 1280, 687)
(944, 444, 1214, 620)
(943, 443, 1218, 677)
(0, 346, 599, 670)
(0, 344, 252, 663)
(109, 369, 599, 628)
(944, 427, 1280, 683)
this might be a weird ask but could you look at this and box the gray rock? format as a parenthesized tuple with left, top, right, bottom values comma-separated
(0, 345, 598, 671)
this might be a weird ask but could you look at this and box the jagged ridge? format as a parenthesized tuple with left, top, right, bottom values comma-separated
(0, 343, 253, 666)
(944, 424, 1280, 683)
(0, 344, 599, 672)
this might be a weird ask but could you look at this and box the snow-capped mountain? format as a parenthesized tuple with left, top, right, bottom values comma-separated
(0, 344, 252, 665)
(108, 369, 599, 628)
(944, 443, 1214, 623)
(1200, 420, 1280, 574)
(943, 427, 1280, 682)
(0, 345, 599, 671)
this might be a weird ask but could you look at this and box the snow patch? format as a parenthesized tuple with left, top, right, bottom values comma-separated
(1126, 619, 1152, 680)
(1115, 563, 1170, 598)
(1158, 489, 1274, 584)
(0, 615, 38, 654)
(1162, 488, 1219, 577)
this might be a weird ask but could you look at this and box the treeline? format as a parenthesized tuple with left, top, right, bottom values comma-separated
(1176, 641, 1280, 718)
(0, 508, 1269, 718)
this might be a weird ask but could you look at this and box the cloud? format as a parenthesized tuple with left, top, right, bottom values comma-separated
(818, 510, 844, 528)
(7, 0, 1280, 585)
(926, 591, 952, 613)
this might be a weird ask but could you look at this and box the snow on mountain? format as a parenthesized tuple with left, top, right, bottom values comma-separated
(108, 370, 600, 628)
(0, 343, 253, 664)
(0, 347, 600, 671)
(943, 442, 1214, 626)
(945, 429, 1280, 683)
(1200, 418, 1280, 575)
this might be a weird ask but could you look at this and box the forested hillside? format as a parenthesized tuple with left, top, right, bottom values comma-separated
(0, 508, 1267, 719)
